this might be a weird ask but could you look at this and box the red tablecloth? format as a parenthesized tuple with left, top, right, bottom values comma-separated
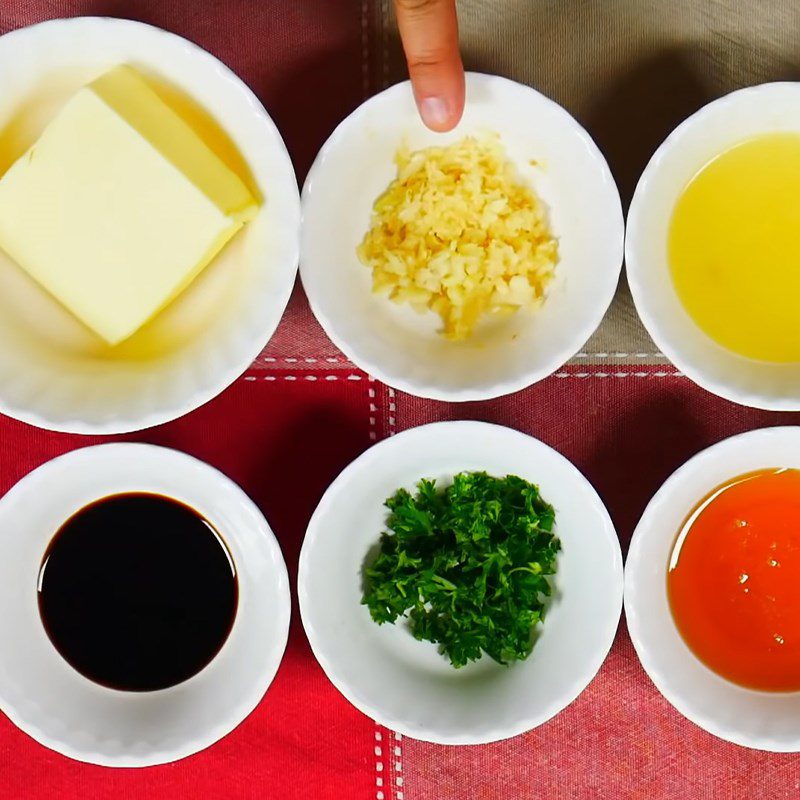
(3, 368, 800, 800)
(2, 3, 800, 800)
(0, 374, 376, 799)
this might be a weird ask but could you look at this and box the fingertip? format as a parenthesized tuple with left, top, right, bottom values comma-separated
(394, 0, 464, 132)
(416, 73, 465, 132)
(419, 96, 454, 131)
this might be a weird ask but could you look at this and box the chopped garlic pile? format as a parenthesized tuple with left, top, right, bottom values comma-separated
(357, 135, 559, 341)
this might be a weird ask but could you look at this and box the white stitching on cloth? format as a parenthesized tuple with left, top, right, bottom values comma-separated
(242, 372, 683, 382)
(393, 732, 404, 799)
(387, 387, 396, 435)
(262, 357, 344, 364)
(242, 374, 365, 382)
(369, 383, 397, 798)
(554, 371, 682, 378)
(260, 354, 667, 364)
(368, 382, 378, 441)
(374, 729, 385, 799)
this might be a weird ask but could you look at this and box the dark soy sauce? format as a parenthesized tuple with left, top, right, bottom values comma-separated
(37, 493, 238, 692)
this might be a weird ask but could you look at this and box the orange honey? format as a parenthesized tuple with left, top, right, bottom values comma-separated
(668, 468, 800, 691)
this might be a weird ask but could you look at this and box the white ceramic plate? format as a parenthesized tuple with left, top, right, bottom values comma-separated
(300, 73, 624, 401)
(0, 443, 291, 766)
(0, 18, 300, 433)
(298, 421, 623, 744)
(627, 82, 800, 410)
(626, 426, 800, 751)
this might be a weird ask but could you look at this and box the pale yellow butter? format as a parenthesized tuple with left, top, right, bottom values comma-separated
(0, 66, 258, 345)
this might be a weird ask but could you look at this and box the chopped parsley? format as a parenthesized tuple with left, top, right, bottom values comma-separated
(362, 471, 560, 668)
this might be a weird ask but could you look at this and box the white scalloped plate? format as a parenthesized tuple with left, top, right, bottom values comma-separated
(0, 443, 290, 766)
(299, 421, 623, 744)
(300, 73, 624, 402)
(627, 82, 800, 410)
(0, 18, 299, 433)
(626, 427, 800, 751)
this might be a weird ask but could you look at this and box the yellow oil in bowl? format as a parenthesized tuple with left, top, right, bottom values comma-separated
(669, 132, 800, 362)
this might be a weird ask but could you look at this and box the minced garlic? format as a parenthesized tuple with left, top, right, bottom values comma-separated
(357, 135, 559, 341)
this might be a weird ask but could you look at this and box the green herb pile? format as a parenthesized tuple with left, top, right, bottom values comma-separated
(362, 471, 560, 668)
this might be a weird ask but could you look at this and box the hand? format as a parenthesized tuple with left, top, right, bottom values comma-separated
(394, 0, 465, 132)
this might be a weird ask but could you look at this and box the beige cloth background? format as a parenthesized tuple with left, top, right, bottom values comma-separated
(370, 0, 800, 364)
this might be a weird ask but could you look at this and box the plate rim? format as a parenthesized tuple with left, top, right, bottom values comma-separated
(0, 16, 300, 434)
(298, 420, 624, 744)
(624, 425, 800, 752)
(0, 442, 292, 767)
(299, 72, 624, 403)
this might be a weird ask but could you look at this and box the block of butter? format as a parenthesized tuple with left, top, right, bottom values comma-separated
(0, 65, 258, 345)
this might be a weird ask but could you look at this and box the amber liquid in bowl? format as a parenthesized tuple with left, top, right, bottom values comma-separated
(668, 468, 800, 691)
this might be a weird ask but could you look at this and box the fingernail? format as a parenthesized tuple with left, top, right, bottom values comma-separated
(420, 96, 450, 129)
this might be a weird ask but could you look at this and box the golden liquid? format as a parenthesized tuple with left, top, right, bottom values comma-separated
(669, 133, 800, 362)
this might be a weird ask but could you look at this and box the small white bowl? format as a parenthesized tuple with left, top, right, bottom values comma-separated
(298, 421, 623, 744)
(627, 83, 800, 410)
(0, 18, 300, 433)
(0, 443, 291, 766)
(625, 426, 800, 752)
(300, 73, 623, 401)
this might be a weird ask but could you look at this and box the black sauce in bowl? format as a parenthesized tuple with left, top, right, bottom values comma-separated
(38, 493, 238, 692)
